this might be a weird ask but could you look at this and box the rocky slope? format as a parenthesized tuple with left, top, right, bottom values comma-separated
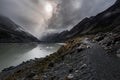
(0, 15, 39, 43)
(41, 0, 120, 42)
(36, 33, 120, 80)
(0, 31, 119, 80)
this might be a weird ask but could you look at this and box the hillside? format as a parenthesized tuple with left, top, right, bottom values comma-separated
(0, 16, 39, 43)
(41, 0, 120, 42)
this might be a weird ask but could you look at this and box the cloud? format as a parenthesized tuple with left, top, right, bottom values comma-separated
(0, 0, 58, 37)
(48, 0, 116, 30)
(0, 0, 116, 37)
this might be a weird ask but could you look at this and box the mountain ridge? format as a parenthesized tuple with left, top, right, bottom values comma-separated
(41, 0, 120, 42)
(0, 15, 39, 43)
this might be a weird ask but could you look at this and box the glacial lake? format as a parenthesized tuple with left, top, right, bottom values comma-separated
(0, 43, 61, 71)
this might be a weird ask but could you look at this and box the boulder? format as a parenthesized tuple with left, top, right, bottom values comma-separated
(117, 49, 120, 54)
(65, 74, 74, 80)
(25, 71, 36, 79)
(94, 34, 105, 42)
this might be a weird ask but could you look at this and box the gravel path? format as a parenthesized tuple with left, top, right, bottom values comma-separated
(0, 39, 120, 80)
(40, 40, 120, 80)
(88, 43, 120, 80)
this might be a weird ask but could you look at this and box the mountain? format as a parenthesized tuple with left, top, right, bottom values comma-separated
(41, 0, 120, 42)
(0, 15, 39, 43)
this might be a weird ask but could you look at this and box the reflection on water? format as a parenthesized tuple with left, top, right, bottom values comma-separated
(0, 43, 61, 71)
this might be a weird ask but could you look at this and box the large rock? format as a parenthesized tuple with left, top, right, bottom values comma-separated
(94, 32, 120, 54)
(94, 33, 106, 42)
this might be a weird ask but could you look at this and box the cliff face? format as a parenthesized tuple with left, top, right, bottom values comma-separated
(0, 16, 39, 43)
(41, 0, 120, 42)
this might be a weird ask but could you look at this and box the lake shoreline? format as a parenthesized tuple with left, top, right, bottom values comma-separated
(0, 58, 43, 78)
(0, 32, 120, 80)
(0, 43, 61, 72)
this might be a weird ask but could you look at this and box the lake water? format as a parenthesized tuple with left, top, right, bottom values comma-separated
(0, 43, 61, 71)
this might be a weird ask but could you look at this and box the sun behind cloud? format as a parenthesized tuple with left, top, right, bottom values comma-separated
(45, 2, 53, 13)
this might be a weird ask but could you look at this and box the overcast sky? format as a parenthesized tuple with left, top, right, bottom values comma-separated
(0, 0, 116, 37)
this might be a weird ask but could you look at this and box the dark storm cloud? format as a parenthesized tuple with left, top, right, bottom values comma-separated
(80, 0, 116, 17)
(0, 0, 116, 37)
(0, 0, 57, 37)
(30, 0, 39, 4)
(48, 0, 116, 30)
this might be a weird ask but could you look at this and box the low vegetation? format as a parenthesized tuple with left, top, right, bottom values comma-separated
(5, 37, 84, 80)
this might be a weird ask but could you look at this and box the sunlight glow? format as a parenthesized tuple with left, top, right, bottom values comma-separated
(45, 3, 53, 13)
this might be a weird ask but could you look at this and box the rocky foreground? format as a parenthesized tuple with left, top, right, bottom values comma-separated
(0, 31, 119, 80)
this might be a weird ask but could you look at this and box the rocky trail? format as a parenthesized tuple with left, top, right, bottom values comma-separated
(0, 36, 120, 80)
(38, 39, 120, 80)
(86, 41, 120, 80)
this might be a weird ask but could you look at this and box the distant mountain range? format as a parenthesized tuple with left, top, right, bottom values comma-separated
(0, 16, 39, 43)
(41, 0, 120, 43)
